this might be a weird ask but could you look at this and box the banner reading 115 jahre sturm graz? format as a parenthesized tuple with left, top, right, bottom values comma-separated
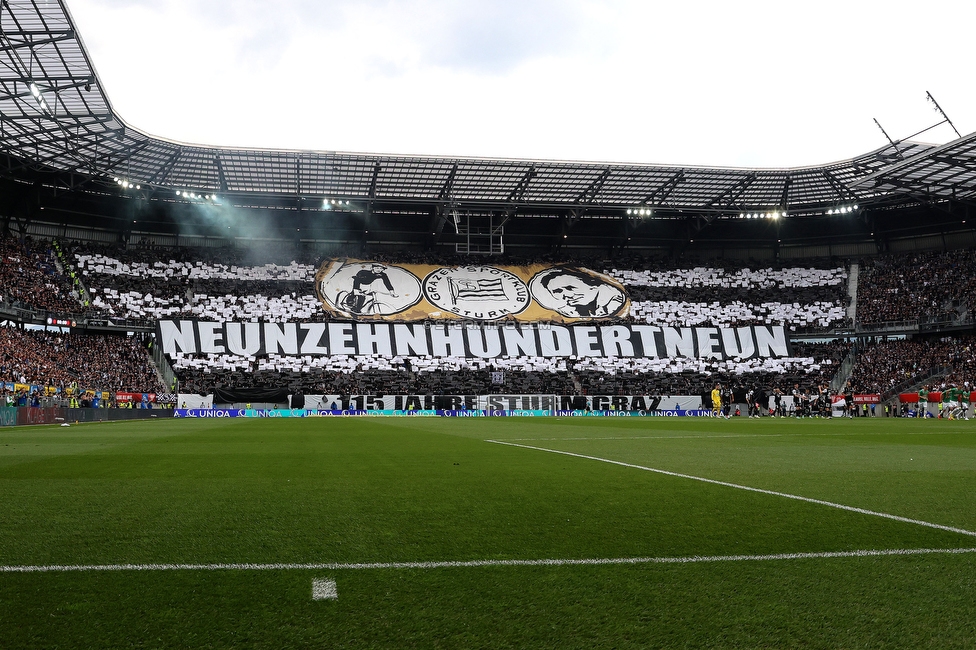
(315, 259, 630, 323)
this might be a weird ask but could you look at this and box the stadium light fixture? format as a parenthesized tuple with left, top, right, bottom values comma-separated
(827, 204, 859, 215)
(28, 82, 52, 114)
(115, 178, 142, 191)
(323, 198, 351, 210)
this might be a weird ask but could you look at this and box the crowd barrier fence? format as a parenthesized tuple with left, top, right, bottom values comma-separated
(0, 407, 173, 427)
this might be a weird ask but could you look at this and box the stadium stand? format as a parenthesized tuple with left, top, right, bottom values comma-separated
(0, 234, 85, 315)
(170, 339, 847, 397)
(846, 335, 976, 396)
(856, 249, 976, 326)
(0, 243, 844, 399)
(11, 233, 976, 406)
(0, 327, 163, 394)
(70, 243, 850, 331)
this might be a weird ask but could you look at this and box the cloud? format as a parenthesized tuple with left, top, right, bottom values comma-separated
(79, 0, 589, 73)
(65, 0, 975, 167)
(418, 0, 585, 73)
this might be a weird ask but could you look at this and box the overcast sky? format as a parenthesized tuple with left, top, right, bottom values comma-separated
(67, 0, 973, 167)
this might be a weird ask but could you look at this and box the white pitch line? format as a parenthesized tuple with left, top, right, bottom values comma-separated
(312, 578, 338, 600)
(486, 439, 976, 538)
(2, 547, 976, 574)
(503, 434, 788, 442)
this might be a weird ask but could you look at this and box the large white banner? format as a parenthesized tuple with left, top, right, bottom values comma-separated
(157, 320, 790, 361)
(217, 394, 706, 411)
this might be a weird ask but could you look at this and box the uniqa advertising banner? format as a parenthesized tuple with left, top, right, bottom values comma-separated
(171, 409, 717, 418)
(156, 320, 790, 361)
(315, 259, 630, 323)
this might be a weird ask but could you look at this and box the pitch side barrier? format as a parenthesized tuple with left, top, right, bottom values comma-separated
(173, 408, 714, 418)
(183, 394, 708, 412)
(0, 407, 173, 427)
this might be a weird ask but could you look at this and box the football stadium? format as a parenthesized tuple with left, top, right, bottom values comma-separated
(2, 1, 976, 647)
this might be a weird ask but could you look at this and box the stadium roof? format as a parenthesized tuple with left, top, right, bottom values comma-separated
(2, 0, 975, 219)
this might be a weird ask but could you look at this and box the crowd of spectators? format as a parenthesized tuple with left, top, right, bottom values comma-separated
(0, 326, 163, 393)
(0, 235, 83, 315)
(69, 242, 851, 332)
(846, 335, 976, 395)
(856, 249, 976, 325)
(18, 237, 976, 402)
(171, 339, 849, 397)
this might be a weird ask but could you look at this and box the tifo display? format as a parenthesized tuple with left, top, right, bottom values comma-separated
(1, 236, 976, 418)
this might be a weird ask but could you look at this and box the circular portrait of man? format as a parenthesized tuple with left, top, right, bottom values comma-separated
(529, 267, 628, 319)
(317, 261, 422, 317)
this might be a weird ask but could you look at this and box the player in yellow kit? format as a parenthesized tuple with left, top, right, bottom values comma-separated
(711, 383, 722, 418)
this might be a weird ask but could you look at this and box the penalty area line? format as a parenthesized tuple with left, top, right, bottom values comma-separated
(486, 439, 976, 539)
(2, 547, 976, 574)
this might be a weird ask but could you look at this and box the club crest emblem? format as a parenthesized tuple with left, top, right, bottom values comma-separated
(423, 266, 530, 320)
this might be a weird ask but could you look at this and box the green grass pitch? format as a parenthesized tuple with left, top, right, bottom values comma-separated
(2, 416, 976, 648)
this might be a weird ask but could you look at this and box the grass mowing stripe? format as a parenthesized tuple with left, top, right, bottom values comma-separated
(501, 429, 976, 442)
(487, 439, 976, 538)
(4, 547, 976, 573)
